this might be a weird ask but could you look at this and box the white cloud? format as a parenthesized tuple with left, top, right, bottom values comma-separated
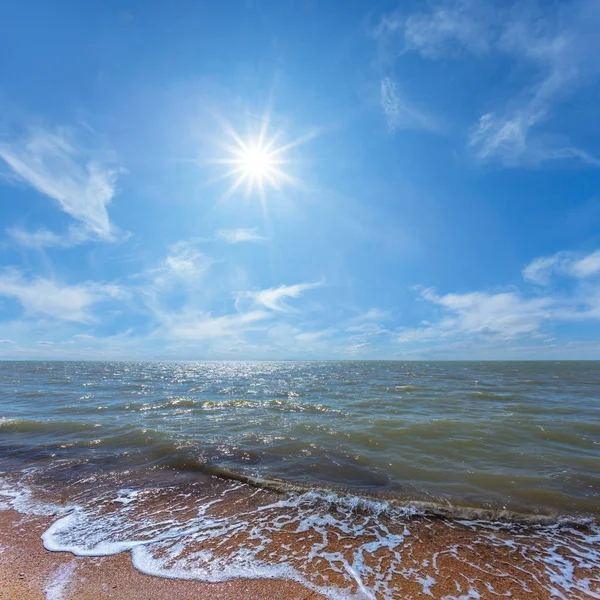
(6, 225, 89, 249)
(152, 240, 213, 289)
(378, 0, 600, 166)
(398, 1, 493, 57)
(245, 281, 322, 312)
(397, 288, 553, 345)
(139, 241, 279, 348)
(140, 241, 217, 335)
(396, 326, 441, 344)
(345, 308, 391, 350)
(380, 77, 437, 132)
(0, 125, 122, 242)
(426, 288, 551, 337)
(217, 228, 266, 243)
(361, 308, 391, 321)
(572, 250, 600, 278)
(399, 247, 600, 349)
(0, 268, 122, 322)
(267, 324, 334, 354)
(523, 249, 600, 284)
(295, 329, 333, 344)
(36, 340, 55, 346)
(468, 112, 529, 164)
(167, 310, 270, 340)
(162, 241, 211, 278)
(522, 254, 566, 285)
(467, 2, 600, 165)
(347, 341, 371, 353)
(0, 340, 14, 344)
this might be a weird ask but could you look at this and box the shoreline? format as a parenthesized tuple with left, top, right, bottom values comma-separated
(0, 510, 324, 600)
(1, 472, 599, 599)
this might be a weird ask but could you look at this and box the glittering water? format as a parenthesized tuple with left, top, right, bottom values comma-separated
(1, 361, 600, 598)
(1, 360, 598, 516)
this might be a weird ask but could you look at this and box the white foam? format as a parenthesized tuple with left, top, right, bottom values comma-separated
(44, 562, 77, 600)
(36, 481, 600, 600)
(113, 490, 139, 505)
(0, 478, 65, 517)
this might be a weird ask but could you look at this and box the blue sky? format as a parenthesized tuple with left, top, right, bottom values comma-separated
(1, 0, 600, 360)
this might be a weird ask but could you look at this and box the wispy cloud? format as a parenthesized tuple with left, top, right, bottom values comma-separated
(0, 124, 123, 243)
(0, 268, 122, 322)
(166, 309, 271, 341)
(380, 76, 437, 132)
(141, 240, 216, 331)
(398, 247, 600, 349)
(377, 0, 600, 166)
(152, 240, 214, 289)
(378, 1, 494, 58)
(244, 281, 322, 312)
(345, 308, 391, 352)
(347, 341, 372, 354)
(266, 324, 335, 354)
(418, 288, 551, 339)
(361, 308, 391, 321)
(6, 225, 89, 249)
(217, 228, 266, 244)
(523, 249, 600, 284)
(138, 240, 323, 350)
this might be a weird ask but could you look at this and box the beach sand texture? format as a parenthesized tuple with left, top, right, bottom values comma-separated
(1, 501, 598, 600)
(0, 510, 323, 600)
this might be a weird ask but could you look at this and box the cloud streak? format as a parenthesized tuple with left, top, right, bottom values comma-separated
(398, 247, 600, 349)
(6, 225, 89, 249)
(0, 124, 123, 243)
(217, 228, 266, 244)
(380, 77, 437, 133)
(523, 249, 600, 284)
(166, 309, 271, 341)
(0, 268, 122, 322)
(377, 0, 600, 166)
(245, 281, 322, 312)
(152, 240, 214, 288)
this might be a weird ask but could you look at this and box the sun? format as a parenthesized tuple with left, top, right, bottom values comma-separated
(212, 111, 313, 201)
(241, 145, 271, 178)
(217, 132, 290, 198)
(234, 140, 282, 189)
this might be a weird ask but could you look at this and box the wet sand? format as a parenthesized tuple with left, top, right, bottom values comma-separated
(2, 504, 599, 600)
(0, 510, 324, 600)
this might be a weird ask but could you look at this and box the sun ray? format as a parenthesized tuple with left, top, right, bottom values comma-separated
(212, 112, 311, 199)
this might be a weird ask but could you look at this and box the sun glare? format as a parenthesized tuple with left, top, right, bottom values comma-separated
(213, 112, 312, 201)
(237, 142, 279, 184)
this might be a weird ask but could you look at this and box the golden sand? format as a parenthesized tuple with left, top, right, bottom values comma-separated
(4, 503, 598, 600)
(0, 510, 324, 600)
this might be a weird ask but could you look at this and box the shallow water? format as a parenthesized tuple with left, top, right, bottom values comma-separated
(1, 467, 599, 599)
(1, 360, 598, 517)
(1, 360, 600, 598)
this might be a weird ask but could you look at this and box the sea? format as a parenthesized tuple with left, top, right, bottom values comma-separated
(0, 361, 599, 598)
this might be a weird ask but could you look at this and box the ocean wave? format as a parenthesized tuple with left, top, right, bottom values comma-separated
(0, 419, 102, 435)
(0, 478, 65, 516)
(55, 397, 344, 415)
(468, 390, 518, 400)
(1, 463, 599, 600)
(34, 477, 600, 600)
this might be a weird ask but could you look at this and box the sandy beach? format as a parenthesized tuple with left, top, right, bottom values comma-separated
(0, 361, 598, 599)
(2, 498, 598, 600)
(0, 510, 325, 600)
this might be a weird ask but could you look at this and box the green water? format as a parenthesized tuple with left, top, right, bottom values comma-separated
(1, 360, 599, 516)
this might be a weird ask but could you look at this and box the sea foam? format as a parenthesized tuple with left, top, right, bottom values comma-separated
(34, 479, 600, 600)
